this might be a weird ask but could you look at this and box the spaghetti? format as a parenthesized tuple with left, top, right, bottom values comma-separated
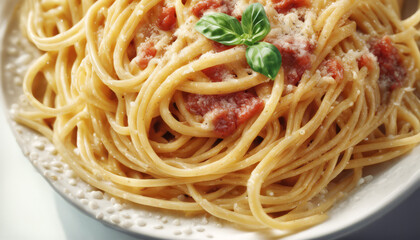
(16, 0, 420, 233)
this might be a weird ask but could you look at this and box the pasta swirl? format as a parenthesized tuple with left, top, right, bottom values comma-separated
(16, 0, 420, 233)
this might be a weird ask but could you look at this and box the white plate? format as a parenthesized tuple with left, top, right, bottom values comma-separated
(1, 1, 419, 239)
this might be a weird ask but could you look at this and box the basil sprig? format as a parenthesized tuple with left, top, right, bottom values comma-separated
(246, 42, 281, 80)
(194, 13, 244, 46)
(195, 3, 282, 80)
(241, 3, 271, 45)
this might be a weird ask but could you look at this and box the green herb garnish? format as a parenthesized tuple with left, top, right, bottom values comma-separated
(195, 3, 282, 80)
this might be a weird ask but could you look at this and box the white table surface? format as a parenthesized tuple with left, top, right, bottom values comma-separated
(1, 101, 419, 240)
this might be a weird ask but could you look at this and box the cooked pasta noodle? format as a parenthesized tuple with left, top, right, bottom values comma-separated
(16, 0, 420, 233)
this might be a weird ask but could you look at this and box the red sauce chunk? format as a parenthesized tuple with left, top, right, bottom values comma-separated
(267, 37, 315, 85)
(322, 58, 344, 82)
(357, 54, 375, 71)
(185, 92, 265, 137)
(192, 0, 239, 19)
(201, 65, 231, 82)
(137, 41, 157, 69)
(158, 6, 177, 31)
(272, 0, 310, 14)
(192, 0, 223, 18)
(370, 36, 407, 91)
(212, 109, 237, 137)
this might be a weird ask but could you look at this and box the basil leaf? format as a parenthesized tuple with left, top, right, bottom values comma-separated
(246, 42, 282, 80)
(241, 3, 271, 45)
(195, 13, 244, 46)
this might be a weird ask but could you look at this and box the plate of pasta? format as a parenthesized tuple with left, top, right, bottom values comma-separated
(1, 0, 420, 239)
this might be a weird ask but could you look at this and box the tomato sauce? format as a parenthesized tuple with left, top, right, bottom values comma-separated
(201, 65, 231, 82)
(268, 37, 315, 85)
(357, 54, 375, 71)
(192, 0, 223, 18)
(191, 0, 238, 18)
(323, 58, 344, 82)
(211, 109, 237, 137)
(158, 6, 177, 31)
(370, 36, 406, 91)
(272, 0, 310, 14)
(137, 41, 157, 69)
(185, 92, 264, 137)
